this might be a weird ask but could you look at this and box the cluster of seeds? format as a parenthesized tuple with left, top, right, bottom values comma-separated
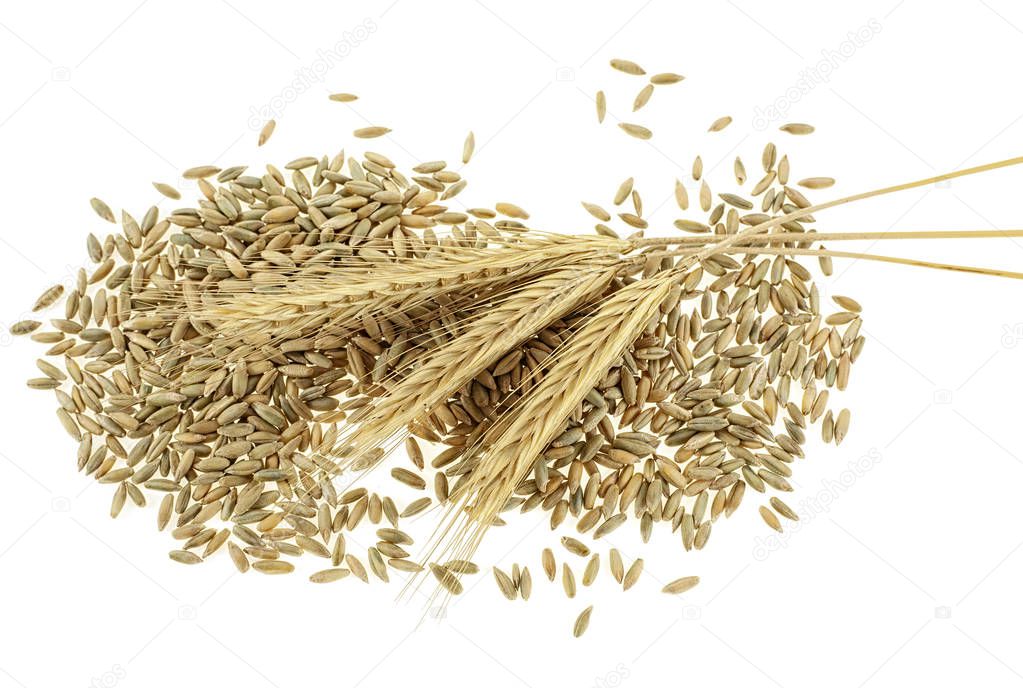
(12, 68, 909, 638)
(599, 55, 819, 146)
(14, 145, 570, 583)
(599, 58, 685, 139)
(451, 174, 865, 552)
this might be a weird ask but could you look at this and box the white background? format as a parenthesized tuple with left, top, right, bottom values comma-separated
(1, 1, 1023, 686)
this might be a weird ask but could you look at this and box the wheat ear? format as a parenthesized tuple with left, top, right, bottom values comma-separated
(199, 235, 627, 319)
(334, 263, 620, 465)
(436, 273, 678, 564)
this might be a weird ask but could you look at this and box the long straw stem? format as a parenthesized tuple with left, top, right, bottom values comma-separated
(648, 245, 1023, 280)
(684, 156, 1023, 263)
(633, 228, 1023, 247)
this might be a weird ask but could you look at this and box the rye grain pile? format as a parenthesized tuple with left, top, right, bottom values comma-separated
(13, 60, 1023, 635)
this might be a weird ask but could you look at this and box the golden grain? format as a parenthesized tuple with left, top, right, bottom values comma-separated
(258, 119, 276, 147)
(650, 72, 684, 85)
(618, 122, 652, 140)
(662, 576, 700, 594)
(610, 58, 645, 75)
(353, 126, 391, 139)
(780, 123, 815, 135)
(573, 606, 593, 637)
(708, 116, 733, 132)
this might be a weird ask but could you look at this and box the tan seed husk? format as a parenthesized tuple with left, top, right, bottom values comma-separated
(633, 84, 654, 111)
(734, 157, 747, 184)
(835, 408, 851, 444)
(11, 320, 41, 335)
(353, 126, 391, 139)
(258, 119, 276, 147)
(110, 483, 127, 518)
(582, 554, 600, 586)
(152, 182, 181, 200)
(609, 549, 624, 584)
(346, 555, 369, 583)
(618, 123, 652, 140)
(389, 559, 424, 573)
(582, 202, 611, 222)
(780, 122, 815, 135)
(252, 560, 295, 575)
(833, 295, 862, 312)
(675, 219, 711, 233)
(542, 548, 556, 581)
(561, 536, 590, 557)
(310, 568, 350, 583)
(573, 605, 593, 637)
(674, 179, 689, 210)
(770, 497, 799, 521)
(519, 567, 532, 600)
(662, 576, 700, 594)
(610, 58, 645, 75)
(562, 563, 577, 598)
(391, 467, 426, 490)
(169, 550, 202, 565)
(400, 497, 431, 518)
(495, 202, 529, 219)
(759, 506, 783, 532)
(650, 72, 684, 85)
(228, 542, 249, 573)
(623, 558, 643, 591)
(444, 560, 479, 575)
(33, 285, 64, 312)
(367, 548, 388, 581)
(89, 198, 115, 222)
(431, 563, 464, 595)
(182, 166, 220, 179)
(157, 494, 173, 532)
(493, 566, 517, 600)
(798, 177, 835, 189)
(614, 177, 634, 205)
(708, 116, 733, 132)
(593, 513, 627, 538)
(762, 142, 777, 171)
